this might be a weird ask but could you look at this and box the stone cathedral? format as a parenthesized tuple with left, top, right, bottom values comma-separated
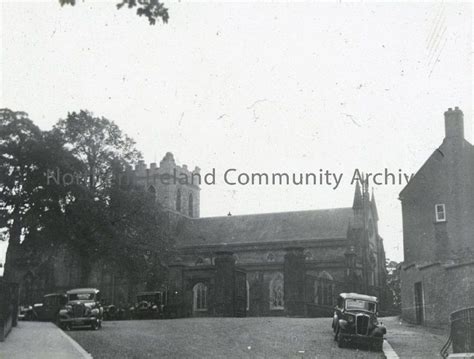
(130, 152, 388, 317)
(16, 151, 388, 318)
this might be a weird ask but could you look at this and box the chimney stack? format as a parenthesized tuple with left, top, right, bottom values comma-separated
(444, 106, 464, 141)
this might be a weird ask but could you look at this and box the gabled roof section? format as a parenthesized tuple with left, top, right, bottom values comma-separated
(399, 139, 474, 200)
(176, 207, 354, 247)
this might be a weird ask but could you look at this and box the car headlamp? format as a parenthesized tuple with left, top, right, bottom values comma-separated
(347, 315, 355, 323)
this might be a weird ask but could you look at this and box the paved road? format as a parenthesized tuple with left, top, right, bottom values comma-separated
(66, 317, 385, 359)
(381, 317, 448, 359)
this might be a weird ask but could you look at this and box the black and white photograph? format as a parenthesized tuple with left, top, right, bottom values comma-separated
(0, 1, 472, 358)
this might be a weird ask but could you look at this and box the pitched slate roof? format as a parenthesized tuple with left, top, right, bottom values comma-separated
(399, 139, 474, 199)
(176, 207, 353, 247)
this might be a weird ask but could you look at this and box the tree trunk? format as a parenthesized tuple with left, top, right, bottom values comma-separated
(3, 215, 22, 282)
(79, 254, 92, 287)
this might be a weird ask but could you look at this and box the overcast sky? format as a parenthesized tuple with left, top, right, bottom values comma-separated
(1, 1, 473, 269)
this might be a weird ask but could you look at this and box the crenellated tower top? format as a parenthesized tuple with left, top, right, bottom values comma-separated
(130, 152, 200, 218)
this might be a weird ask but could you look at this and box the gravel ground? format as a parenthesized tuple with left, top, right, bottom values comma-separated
(67, 317, 386, 359)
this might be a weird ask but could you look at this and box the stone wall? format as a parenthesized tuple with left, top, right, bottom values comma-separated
(401, 261, 474, 327)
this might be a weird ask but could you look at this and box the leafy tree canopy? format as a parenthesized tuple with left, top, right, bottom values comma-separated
(59, 0, 169, 25)
(1, 108, 170, 285)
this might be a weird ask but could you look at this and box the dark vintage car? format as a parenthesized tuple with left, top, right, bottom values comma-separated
(332, 292, 386, 351)
(130, 291, 166, 319)
(19, 305, 34, 321)
(103, 304, 127, 321)
(58, 288, 103, 330)
(20, 293, 67, 322)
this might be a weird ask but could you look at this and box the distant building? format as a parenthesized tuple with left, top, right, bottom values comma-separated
(399, 107, 474, 326)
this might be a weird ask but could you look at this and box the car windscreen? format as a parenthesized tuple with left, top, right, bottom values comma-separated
(345, 299, 376, 312)
(68, 293, 95, 301)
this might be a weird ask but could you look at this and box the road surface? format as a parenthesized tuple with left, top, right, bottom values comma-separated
(67, 317, 385, 359)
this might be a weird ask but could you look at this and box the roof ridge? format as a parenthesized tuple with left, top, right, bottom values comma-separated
(194, 207, 352, 221)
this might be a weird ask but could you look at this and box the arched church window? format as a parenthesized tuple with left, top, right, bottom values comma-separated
(269, 273, 284, 310)
(148, 186, 156, 201)
(304, 249, 313, 260)
(319, 271, 333, 281)
(176, 188, 181, 212)
(246, 280, 250, 312)
(315, 271, 335, 306)
(188, 193, 193, 217)
(193, 282, 208, 311)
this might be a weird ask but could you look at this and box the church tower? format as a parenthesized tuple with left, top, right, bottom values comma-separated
(132, 152, 200, 218)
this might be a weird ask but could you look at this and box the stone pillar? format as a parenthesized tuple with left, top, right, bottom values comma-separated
(214, 251, 236, 317)
(284, 247, 306, 317)
(344, 246, 358, 293)
(10, 282, 19, 328)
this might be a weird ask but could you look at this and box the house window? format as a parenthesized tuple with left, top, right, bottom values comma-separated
(269, 273, 284, 310)
(176, 189, 182, 212)
(435, 204, 446, 222)
(188, 193, 193, 217)
(193, 282, 208, 311)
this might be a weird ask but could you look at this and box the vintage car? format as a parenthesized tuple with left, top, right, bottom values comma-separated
(58, 288, 103, 330)
(130, 291, 165, 319)
(103, 304, 127, 321)
(332, 292, 386, 351)
(20, 293, 67, 322)
(19, 305, 34, 321)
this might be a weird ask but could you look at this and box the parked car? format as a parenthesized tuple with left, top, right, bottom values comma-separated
(103, 304, 127, 320)
(130, 291, 166, 319)
(18, 305, 34, 321)
(58, 288, 103, 330)
(20, 293, 67, 322)
(332, 292, 386, 351)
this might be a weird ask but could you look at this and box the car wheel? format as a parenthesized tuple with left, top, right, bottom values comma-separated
(372, 340, 383, 352)
(91, 320, 100, 330)
(334, 326, 339, 341)
(337, 332, 345, 348)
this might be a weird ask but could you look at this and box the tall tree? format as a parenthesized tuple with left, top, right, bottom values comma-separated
(0, 109, 80, 280)
(386, 259, 401, 311)
(53, 110, 141, 197)
(52, 110, 168, 285)
(2, 108, 171, 291)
